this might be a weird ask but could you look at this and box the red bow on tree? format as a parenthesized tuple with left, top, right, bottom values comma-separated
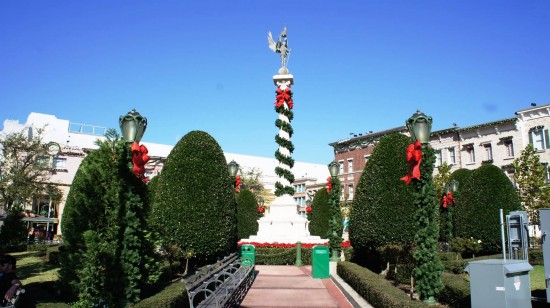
(258, 205, 265, 213)
(442, 192, 455, 208)
(234, 175, 241, 193)
(131, 142, 150, 182)
(306, 206, 312, 214)
(326, 176, 333, 193)
(400, 140, 422, 185)
(274, 87, 293, 109)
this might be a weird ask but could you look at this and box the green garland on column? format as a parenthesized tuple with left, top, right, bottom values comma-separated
(412, 146, 443, 302)
(328, 178, 343, 256)
(274, 87, 295, 196)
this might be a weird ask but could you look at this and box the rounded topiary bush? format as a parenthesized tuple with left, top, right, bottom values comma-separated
(151, 131, 237, 263)
(350, 132, 416, 251)
(309, 188, 331, 237)
(236, 189, 259, 240)
(453, 164, 521, 254)
(439, 168, 473, 241)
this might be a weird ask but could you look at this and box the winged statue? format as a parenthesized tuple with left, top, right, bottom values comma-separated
(268, 26, 290, 69)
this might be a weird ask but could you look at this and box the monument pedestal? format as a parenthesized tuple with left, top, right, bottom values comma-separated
(242, 195, 327, 244)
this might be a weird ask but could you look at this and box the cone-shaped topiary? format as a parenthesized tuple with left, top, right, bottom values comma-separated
(151, 131, 237, 264)
(454, 164, 521, 254)
(309, 187, 331, 237)
(58, 140, 160, 306)
(349, 133, 416, 252)
(236, 189, 259, 240)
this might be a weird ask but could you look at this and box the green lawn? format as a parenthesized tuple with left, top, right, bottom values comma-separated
(531, 265, 545, 291)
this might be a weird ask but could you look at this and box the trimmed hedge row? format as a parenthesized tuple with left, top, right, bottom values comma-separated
(130, 282, 187, 308)
(438, 272, 471, 307)
(254, 247, 354, 265)
(337, 261, 427, 308)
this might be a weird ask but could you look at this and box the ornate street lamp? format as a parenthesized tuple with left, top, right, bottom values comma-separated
(328, 161, 339, 178)
(228, 160, 239, 177)
(119, 109, 148, 143)
(448, 179, 459, 193)
(406, 110, 433, 145)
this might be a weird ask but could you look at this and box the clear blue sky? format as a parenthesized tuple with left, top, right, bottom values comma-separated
(1, 1, 549, 164)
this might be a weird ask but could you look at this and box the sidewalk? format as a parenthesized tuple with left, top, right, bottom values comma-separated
(240, 263, 372, 308)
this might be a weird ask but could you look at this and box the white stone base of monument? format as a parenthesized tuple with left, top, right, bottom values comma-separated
(241, 194, 328, 244)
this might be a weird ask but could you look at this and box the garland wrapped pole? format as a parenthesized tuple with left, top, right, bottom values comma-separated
(269, 26, 295, 196)
(402, 110, 443, 304)
(327, 161, 343, 261)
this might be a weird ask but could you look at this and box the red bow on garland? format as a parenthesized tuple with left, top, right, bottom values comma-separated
(235, 175, 241, 193)
(258, 205, 265, 213)
(131, 142, 150, 183)
(274, 87, 294, 109)
(326, 176, 333, 193)
(442, 192, 455, 208)
(306, 206, 312, 214)
(400, 140, 422, 185)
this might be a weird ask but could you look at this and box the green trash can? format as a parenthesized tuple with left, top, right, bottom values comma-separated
(241, 244, 255, 266)
(312, 245, 330, 278)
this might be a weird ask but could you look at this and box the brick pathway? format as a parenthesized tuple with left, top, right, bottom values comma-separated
(240, 265, 353, 308)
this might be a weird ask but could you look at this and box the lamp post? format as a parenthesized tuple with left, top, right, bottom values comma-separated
(228, 160, 240, 192)
(119, 109, 147, 143)
(405, 110, 443, 304)
(444, 179, 459, 243)
(327, 161, 342, 262)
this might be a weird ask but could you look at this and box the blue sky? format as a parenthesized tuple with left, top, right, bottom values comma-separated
(1, 1, 549, 164)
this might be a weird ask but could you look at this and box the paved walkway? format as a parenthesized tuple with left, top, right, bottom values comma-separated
(240, 264, 371, 308)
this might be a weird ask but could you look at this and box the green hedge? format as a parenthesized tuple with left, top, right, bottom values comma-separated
(337, 261, 427, 308)
(130, 282, 187, 308)
(438, 272, 470, 307)
(253, 247, 354, 265)
(529, 249, 543, 265)
(309, 188, 331, 237)
(236, 190, 259, 239)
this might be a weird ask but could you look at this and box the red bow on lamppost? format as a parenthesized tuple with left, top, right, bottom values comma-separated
(400, 140, 422, 185)
(131, 142, 150, 182)
(235, 175, 242, 193)
(274, 87, 294, 109)
(306, 206, 312, 214)
(326, 176, 334, 193)
(442, 191, 456, 208)
(258, 205, 265, 213)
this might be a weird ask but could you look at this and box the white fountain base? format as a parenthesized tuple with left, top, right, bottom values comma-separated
(241, 195, 328, 244)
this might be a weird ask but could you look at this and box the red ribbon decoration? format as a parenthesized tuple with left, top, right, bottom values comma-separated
(258, 206, 265, 213)
(326, 176, 333, 193)
(306, 206, 312, 214)
(234, 175, 241, 193)
(400, 140, 422, 185)
(442, 192, 455, 208)
(131, 142, 150, 183)
(274, 87, 294, 109)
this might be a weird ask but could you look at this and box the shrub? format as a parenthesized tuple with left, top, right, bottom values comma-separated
(449, 237, 483, 258)
(529, 249, 543, 265)
(236, 189, 259, 240)
(309, 188, 331, 237)
(130, 282, 187, 308)
(0, 206, 27, 252)
(350, 133, 416, 259)
(454, 164, 521, 254)
(337, 261, 427, 308)
(151, 131, 237, 264)
(438, 272, 471, 307)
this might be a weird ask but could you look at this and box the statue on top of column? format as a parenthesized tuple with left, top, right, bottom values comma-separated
(268, 26, 291, 73)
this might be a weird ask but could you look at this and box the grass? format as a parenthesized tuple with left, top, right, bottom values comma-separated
(531, 265, 545, 291)
(10, 250, 70, 308)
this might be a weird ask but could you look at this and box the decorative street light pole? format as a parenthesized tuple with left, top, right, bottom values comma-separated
(119, 109, 150, 182)
(403, 110, 443, 304)
(228, 160, 240, 192)
(119, 109, 147, 143)
(443, 179, 459, 242)
(327, 161, 343, 262)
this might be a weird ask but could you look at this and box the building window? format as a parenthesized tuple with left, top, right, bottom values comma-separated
(448, 147, 456, 165)
(466, 146, 475, 163)
(347, 159, 353, 173)
(53, 157, 66, 169)
(36, 156, 49, 168)
(505, 140, 514, 158)
(530, 128, 550, 151)
(294, 183, 305, 193)
(483, 144, 493, 161)
(364, 155, 370, 164)
(339, 161, 344, 174)
(348, 184, 354, 200)
(294, 196, 305, 206)
(435, 150, 442, 167)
